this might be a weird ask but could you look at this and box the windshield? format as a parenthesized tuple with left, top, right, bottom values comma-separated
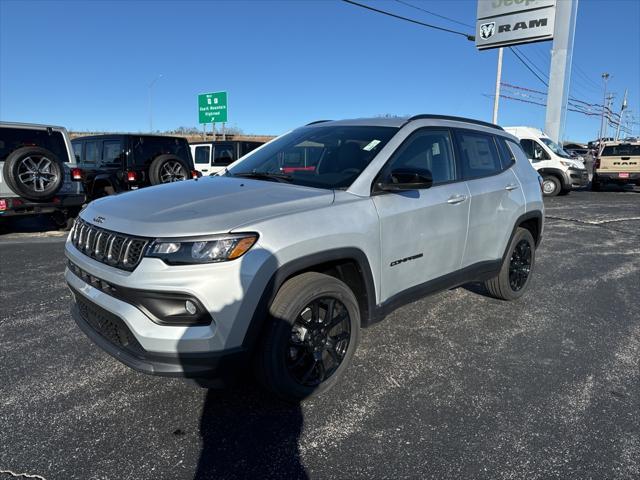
(540, 137, 571, 158)
(226, 125, 398, 189)
(601, 144, 640, 156)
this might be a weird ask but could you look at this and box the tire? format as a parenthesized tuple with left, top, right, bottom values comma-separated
(541, 175, 561, 197)
(2, 146, 64, 201)
(255, 272, 361, 402)
(558, 188, 571, 196)
(484, 227, 536, 301)
(591, 174, 601, 191)
(148, 155, 190, 185)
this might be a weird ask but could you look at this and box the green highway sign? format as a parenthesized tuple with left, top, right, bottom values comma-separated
(198, 91, 227, 124)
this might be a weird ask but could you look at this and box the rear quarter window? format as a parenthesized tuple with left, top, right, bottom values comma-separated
(0, 127, 70, 162)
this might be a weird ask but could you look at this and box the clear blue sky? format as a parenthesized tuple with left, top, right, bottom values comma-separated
(1, 0, 638, 142)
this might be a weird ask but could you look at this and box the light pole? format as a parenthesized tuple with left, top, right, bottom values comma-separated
(598, 73, 610, 141)
(148, 74, 163, 133)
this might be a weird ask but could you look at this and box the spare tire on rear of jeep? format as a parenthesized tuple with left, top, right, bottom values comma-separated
(148, 154, 190, 185)
(2, 146, 64, 201)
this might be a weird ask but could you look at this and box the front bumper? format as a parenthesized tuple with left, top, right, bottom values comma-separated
(565, 168, 589, 188)
(69, 283, 247, 378)
(0, 193, 85, 217)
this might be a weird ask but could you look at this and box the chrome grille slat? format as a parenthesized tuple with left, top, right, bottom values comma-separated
(70, 218, 148, 271)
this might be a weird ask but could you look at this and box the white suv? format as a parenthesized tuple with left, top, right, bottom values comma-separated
(66, 115, 544, 401)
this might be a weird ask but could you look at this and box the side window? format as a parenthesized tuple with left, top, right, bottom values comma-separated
(72, 142, 83, 162)
(213, 145, 235, 166)
(496, 137, 515, 169)
(521, 139, 549, 161)
(194, 146, 210, 164)
(84, 141, 100, 164)
(103, 140, 124, 165)
(383, 129, 456, 185)
(456, 131, 502, 179)
(506, 139, 531, 165)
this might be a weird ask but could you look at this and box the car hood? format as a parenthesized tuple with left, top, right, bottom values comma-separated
(80, 177, 335, 237)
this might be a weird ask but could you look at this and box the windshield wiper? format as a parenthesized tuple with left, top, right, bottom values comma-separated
(231, 171, 294, 183)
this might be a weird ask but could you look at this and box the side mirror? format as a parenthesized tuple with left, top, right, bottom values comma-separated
(377, 168, 433, 192)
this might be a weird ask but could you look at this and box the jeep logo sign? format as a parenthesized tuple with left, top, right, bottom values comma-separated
(476, 0, 556, 50)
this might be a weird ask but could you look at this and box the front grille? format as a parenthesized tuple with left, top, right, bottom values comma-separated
(74, 289, 144, 356)
(70, 218, 149, 271)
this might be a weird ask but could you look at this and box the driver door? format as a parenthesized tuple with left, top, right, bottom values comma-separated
(372, 128, 470, 301)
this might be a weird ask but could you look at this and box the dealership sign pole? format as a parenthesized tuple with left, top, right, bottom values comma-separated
(476, 1, 577, 143)
(198, 91, 228, 141)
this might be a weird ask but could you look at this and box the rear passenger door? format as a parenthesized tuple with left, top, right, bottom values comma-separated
(373, 128, 470, 301)
(455, 130, 525, 266)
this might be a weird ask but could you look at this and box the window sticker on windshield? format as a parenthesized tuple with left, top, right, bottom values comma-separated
(363, 139, 381, 151)
(432, 143, 441, 156)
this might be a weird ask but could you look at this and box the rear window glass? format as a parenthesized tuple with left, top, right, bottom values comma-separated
(601, 144, 640, 156)
(131, 136, 193, 166)
(456, 131, 502, 178)
(194, 145, 210, 164)
(0, 127, 70, 162)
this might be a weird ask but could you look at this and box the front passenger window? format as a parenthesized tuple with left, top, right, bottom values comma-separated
(383, 129, 456, 185)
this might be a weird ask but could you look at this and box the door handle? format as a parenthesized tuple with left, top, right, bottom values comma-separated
(505, 184, 519, 191)
(447, 194, 467, 205)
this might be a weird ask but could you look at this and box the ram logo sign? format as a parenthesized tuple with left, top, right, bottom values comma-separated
(476, 0, 556, 50)
(479, 22, 496, 39)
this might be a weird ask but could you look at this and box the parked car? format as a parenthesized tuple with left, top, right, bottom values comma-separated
(65, 115, 544, 401)
(71, 134, 198, 200)
(592, 141, 640, 190)
(0, 122, 85, 228)
(505, 126, 587, 196)
(190, 140, 264, 175)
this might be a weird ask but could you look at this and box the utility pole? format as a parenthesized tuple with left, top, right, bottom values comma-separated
(148, 74, 163, 133)
(492, 47, 503, 124)
(598, 73, 610, 141)
(603, 94, 615, 139)
(615, 88, 628, 140)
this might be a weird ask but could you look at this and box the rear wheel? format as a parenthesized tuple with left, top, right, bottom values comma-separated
(541, 175, 561, 196)
(591, 174, 601, 191)
(255, 272, 361, 402)
(484, 228, 536, 301)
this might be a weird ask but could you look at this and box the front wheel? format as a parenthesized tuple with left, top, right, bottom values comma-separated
(484, 227, 536, 301)
(541, 175, 561, 196)
(255, 272, 361, 402)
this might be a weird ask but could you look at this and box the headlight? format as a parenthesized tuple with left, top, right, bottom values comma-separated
(146, 233, 258, 265)
(560, 160, 582, 169)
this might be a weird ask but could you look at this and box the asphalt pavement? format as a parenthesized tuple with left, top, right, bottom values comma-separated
(1, 188, 639, 480)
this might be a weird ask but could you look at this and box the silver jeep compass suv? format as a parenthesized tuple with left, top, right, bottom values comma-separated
(65, 115, 544, 401)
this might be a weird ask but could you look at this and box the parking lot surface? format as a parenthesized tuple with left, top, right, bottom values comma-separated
(1, 189, 639, 480)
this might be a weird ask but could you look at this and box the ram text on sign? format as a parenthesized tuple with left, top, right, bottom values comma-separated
(476, 3, 556, 50)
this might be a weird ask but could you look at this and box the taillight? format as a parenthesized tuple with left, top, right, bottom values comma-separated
(12, 198, 22, 207)
(0, 199, 7, 211)
(191, 170, 201, 179)
(53, 197, 61, 204)
(126, 170, 138, 182)
(71, 168, 83, 180)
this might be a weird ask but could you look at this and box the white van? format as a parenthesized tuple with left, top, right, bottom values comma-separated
(504, 126, 588, 196)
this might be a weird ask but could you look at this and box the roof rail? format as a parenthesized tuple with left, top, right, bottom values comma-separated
(405, 115, 504, 131)
(306, 120, 333, 126)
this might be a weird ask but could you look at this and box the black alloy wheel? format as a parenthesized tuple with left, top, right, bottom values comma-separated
(286, 297, 351, 386)
(508, 239, 532, 292)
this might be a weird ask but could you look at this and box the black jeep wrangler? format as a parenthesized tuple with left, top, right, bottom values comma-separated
(71, 134, 198, 200)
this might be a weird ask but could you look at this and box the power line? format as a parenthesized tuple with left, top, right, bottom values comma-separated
(391, 0, 474, 29)
(340, 0, 475, 41)
(508, 47, 548, 87)
(513, 46, 549, 81)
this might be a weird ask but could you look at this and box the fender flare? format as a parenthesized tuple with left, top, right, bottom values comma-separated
(241, 247, 377, 352)
(537, 168, 570, 190)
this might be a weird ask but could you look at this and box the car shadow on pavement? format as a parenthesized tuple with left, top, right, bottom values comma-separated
(178, 247, 311, 479)
(194, 384, 308, 480)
